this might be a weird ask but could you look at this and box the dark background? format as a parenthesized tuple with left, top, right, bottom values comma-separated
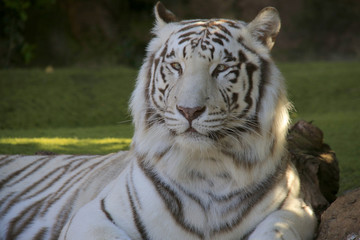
(1, 0, 359, 68)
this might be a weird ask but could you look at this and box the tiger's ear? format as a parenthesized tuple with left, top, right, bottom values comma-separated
(154, 2, 177, 28)
(247, 7, 281, 50)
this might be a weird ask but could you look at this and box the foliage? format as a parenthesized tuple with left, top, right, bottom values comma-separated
(1, 0, 359, 68)
(3, 0, 31, 21)
(296, 0, 360, 59)
(1, 0, 55, 67)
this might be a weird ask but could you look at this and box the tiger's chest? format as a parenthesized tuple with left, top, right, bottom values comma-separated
(108, 158, 289, 240)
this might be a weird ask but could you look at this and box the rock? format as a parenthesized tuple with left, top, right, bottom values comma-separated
(316, 188, 360, 240)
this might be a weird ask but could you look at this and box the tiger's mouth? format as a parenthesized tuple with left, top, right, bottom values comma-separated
(185, 127, 198, 133)
(181, 127, 213, 140)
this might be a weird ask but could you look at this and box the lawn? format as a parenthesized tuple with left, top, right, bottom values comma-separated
(0, 66, 135, 154)
(0, 62, 359, 193)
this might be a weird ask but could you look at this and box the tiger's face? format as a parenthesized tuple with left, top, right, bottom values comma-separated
(151, 21, 263, 143)
(132, 4, 285, 153)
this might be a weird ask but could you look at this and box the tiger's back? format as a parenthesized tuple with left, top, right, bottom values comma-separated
(0, 152, 129, 239)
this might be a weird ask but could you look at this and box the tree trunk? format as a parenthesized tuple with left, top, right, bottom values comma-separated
(287, 120, 339, 220)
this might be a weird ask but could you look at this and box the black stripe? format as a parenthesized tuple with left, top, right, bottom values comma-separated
(0, 155, 17, 168)
(153, 146, 171, 163)
(236, 63, 255, 119)
(170, 178, 208, 212)
(126, 179, 151, 240)
(166, 49, 175, 58)
(237, 37, 258, 56)
(0, 156, 50, 189)
(101, 198, 117, 225)
(0, 192, 15, 212)
(6, 198, 45, 239)
(256, 58, 270, 115)
(222, 20, 241, 29)
(214, 32, 229, 42)
(1, 166, 68, 217)
(219, 88, 230, 107)
(238, 50, 247, 63)
(41, 165, 98, 213)
(182, 46, 187, 58)
(2, 155, 104, 222)
(144, 54, 155, 128)
(160, 66, 167, 83)
(158, 84, 168, 96)
(178, 23, 207, 33)
(179, 31, 198, 39)
(62, 215, 76, 240)
(210, 160, 288, 236)
(224, 49, 236, 62)
(204, 118, 225, 123)
(130, 162, 142, 209)
(50, 191, 80, 240)
(149, 45, 168, 113)
(41, 158, 104, 208)
(68, 155, 101, 172)
(220, 149, 257, 170)
(179, 37, 191, 44)
(212, 38, 224, 46)
(226, 69, 240, 81)
(231, 93, 239, 106)
(215, 24, 233, 37)
(244, 62, 258, 109)
(137, 157, 204, 239)
(33, 227, 48, 240)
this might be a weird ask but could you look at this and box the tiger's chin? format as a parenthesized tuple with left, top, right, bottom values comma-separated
(173, 127, 216, 151)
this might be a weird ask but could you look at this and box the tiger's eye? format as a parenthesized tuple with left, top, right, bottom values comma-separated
(170, 62, 182, 72)
(215, 64, 229, 72)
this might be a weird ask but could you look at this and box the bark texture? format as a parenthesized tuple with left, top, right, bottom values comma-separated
(287, 120, 340, 219)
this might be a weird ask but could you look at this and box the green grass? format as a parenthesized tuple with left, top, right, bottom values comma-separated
(280, 61, 360, 193)
(0, 67, 136, 129)
(0, 137, 132, 155)
(0, 62, 359, 193)
(0, 66, 136, 154)
(0, 125, 134, 155)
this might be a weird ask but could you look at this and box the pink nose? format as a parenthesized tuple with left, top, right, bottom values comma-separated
(176, 105, 206, 123)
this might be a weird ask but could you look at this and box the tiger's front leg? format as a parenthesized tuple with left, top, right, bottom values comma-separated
(59, 197, 133, 240)
(248, 197, 316, 240)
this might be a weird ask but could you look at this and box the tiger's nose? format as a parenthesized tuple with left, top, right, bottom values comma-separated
(176, 105, 206, 123)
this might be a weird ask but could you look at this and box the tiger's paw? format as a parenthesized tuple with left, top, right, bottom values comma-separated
(247, 224, 301, 240)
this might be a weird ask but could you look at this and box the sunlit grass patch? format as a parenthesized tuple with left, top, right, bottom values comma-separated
(0, 137, 132, 155)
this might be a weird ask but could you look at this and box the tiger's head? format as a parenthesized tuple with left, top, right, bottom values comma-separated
(131, 2, 289, 163)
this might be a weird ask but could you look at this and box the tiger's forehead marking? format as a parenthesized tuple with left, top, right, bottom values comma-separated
(177, 19, 243, 33)
(163, 19, 249, 62)
(174, 19, 240, 45)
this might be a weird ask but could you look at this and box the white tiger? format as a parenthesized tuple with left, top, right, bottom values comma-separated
(0, 2, 316, 240)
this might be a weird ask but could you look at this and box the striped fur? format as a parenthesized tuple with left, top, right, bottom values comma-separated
(0, 152, 129, 239)
(1, 3, 316, 240)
